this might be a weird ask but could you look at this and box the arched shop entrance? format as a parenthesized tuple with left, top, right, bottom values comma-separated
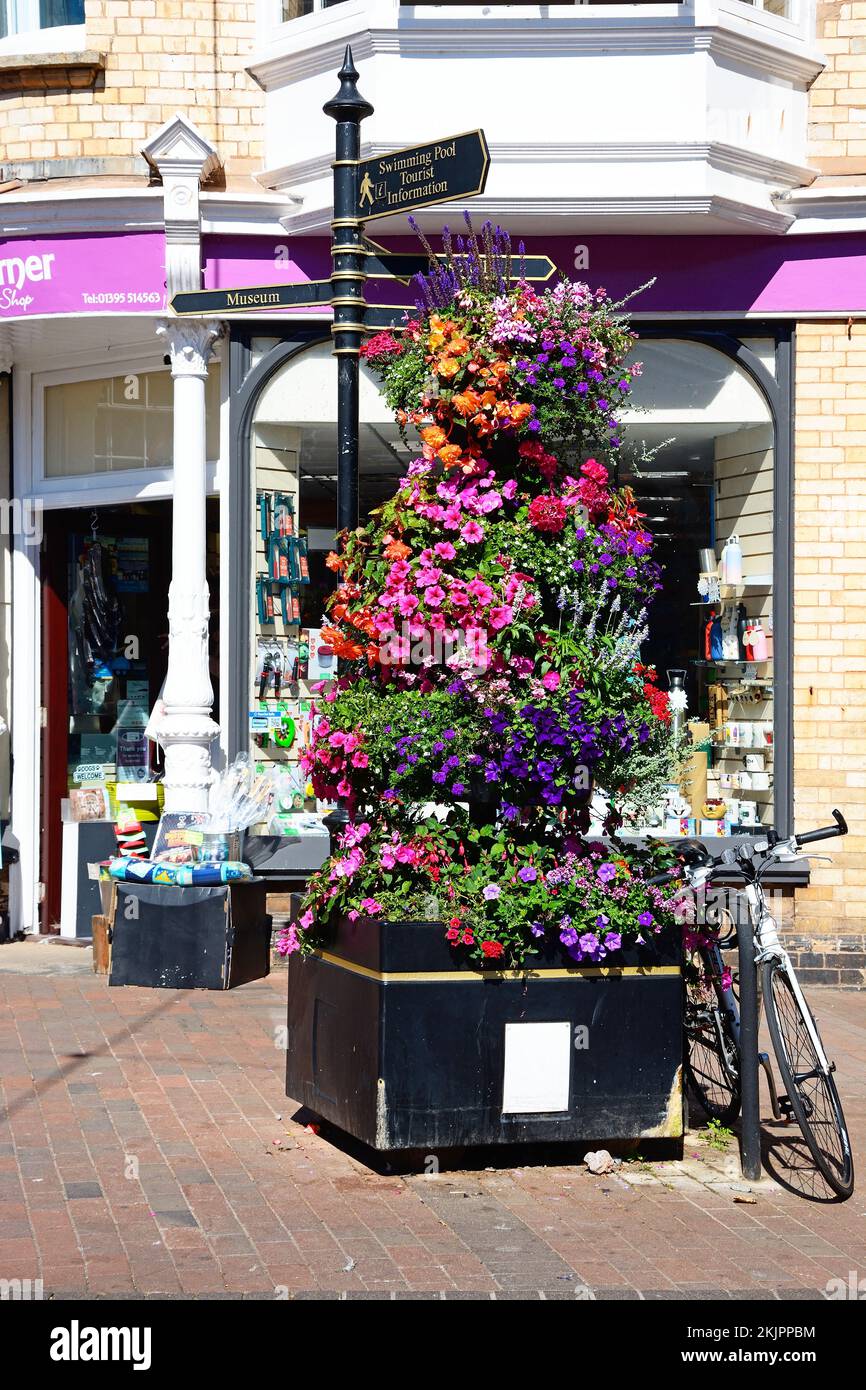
(226, 321, 792, 856)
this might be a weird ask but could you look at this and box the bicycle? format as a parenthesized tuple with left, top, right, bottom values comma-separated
(651, 810, 855, 1199)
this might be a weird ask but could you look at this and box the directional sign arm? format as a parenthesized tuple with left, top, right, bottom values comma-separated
(171, 280, 334, 316)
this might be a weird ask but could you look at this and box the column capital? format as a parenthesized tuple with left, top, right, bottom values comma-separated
(157, 318, 222, 378)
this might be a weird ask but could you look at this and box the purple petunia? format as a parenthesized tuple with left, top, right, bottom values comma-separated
(518, 866, 538, 884)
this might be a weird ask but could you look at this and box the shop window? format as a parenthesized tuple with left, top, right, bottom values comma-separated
(619, 338, 776, 839)
(43, 366, 221, 478)
(246, 340, 403, 784)
(242, 333, 781, 840)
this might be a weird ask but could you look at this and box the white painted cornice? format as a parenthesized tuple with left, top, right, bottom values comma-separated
(262, 140, 815, 198)
(280, 192, 794, 237)
(775, 184, 866, 235)
(248, 16, 824, 92)
(0, 187, 297, 239)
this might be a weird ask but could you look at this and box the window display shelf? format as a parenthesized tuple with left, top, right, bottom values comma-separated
(693, 659, 771, 667)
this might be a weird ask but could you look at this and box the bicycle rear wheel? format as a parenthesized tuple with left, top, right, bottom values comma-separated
(684, 945, 741, 1126)
(762, 957, 854, 1199)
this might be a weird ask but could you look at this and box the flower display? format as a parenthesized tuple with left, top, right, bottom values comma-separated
(280, 218, 682, 967)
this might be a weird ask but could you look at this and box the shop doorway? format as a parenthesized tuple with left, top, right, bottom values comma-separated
(39, 500, 221, 933)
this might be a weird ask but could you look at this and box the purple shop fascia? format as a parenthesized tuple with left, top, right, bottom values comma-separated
(2, 228, 866, 322)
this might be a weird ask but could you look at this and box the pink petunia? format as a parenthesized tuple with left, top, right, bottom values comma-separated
(461, 520, 485, 544)
(477, 490, 502, 514)
(397, 592, 419, 617)
(502, 479, 518, 500)
(434, 541, 456, 560)
(488, 605, 513, 631)
(542, 670, 561, 691)
(467, 578, 495, 606)
(425, 585, 446, 608)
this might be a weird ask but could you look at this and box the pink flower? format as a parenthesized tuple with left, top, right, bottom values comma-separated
(477, 490, 502, 514)
(351, 751, 369, 768)
(467, 578, 495, 606)
(434, 541, 456, 560)
(442, 507, 463, 531)
(388, 560, 411, 583)
(416, 567, 442, 588)
(299, 908, 314, 930)
(502, 479, 517, 500)
(397, 592, 419, 617)
(276, 923, 300, 956)
(461, 520, 484, 544)
(336, 779, 352, 798)
(488, 605, 513, 631)
(542, 670, 561, 691)
(425, 584, 446, 608)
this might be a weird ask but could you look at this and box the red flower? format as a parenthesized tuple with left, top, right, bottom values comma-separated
(527, 494, 567, 534)
(361, 331, 403, 362)
(448, 916, 461, 929)
(643, 682, 671, 722)
(481, 940, 505, 959)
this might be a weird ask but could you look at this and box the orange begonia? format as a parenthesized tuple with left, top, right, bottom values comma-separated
(383, 539, 411, 561)
(421, 425, 447, 450)
(438, 444, 464, 469)
(452, 389, 481, 417)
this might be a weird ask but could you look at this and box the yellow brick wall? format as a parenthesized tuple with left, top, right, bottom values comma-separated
(808, 1, 866, 174)
(1, 0, 264, 173)
(793, 320, 866, 936)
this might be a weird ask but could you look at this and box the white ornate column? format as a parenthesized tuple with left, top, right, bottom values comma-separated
(155, 319, 221, 810)
(143, 114, 223, 811)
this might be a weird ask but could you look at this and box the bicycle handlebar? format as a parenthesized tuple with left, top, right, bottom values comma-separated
(794, 808, 848, 847)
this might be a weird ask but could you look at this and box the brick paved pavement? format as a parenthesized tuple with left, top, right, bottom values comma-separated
(0, 958, 864, 1300)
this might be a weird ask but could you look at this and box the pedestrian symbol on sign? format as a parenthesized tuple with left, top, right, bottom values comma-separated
(359, 169, 374, 208)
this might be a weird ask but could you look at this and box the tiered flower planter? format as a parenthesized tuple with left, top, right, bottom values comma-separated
(283, 223, 686, 1154)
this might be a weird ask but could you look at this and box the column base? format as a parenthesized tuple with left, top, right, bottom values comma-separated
(156, 712, 219, 813)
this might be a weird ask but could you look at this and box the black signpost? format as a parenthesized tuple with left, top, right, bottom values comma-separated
(323, 46, 373, 534)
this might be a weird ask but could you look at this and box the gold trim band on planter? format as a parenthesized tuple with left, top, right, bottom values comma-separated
(311, 950, 680, 984)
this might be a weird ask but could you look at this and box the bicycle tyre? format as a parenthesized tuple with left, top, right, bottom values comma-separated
(762, 957, 854, 1199)
(684, 945, 741, 1127)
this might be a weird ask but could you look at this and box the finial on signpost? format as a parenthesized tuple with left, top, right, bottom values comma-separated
(324, 43, 374, 125)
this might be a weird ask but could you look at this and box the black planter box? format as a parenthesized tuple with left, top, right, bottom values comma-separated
(108, 880, 271, 990)
(286, 918, 683, 1151)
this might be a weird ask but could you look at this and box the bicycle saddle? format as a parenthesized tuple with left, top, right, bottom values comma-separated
(676, 839, 713, 869)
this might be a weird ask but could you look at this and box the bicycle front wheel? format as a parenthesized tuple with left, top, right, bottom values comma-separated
(762, 958, 854, 1199)
(684, 946, 741, 1127)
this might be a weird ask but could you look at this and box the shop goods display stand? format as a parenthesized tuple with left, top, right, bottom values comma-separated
(283, 54, 689, 1153)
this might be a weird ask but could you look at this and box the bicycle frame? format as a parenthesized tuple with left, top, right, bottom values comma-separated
(747, 877, 834, 1076)
(684, 859, 832, 1120)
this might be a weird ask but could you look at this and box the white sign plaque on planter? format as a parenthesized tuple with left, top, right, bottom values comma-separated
(502, 1021, 571, 1114)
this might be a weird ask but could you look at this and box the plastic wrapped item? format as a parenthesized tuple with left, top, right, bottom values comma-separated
(107, 857, 252, 886)
(207, 753, 274, 832)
